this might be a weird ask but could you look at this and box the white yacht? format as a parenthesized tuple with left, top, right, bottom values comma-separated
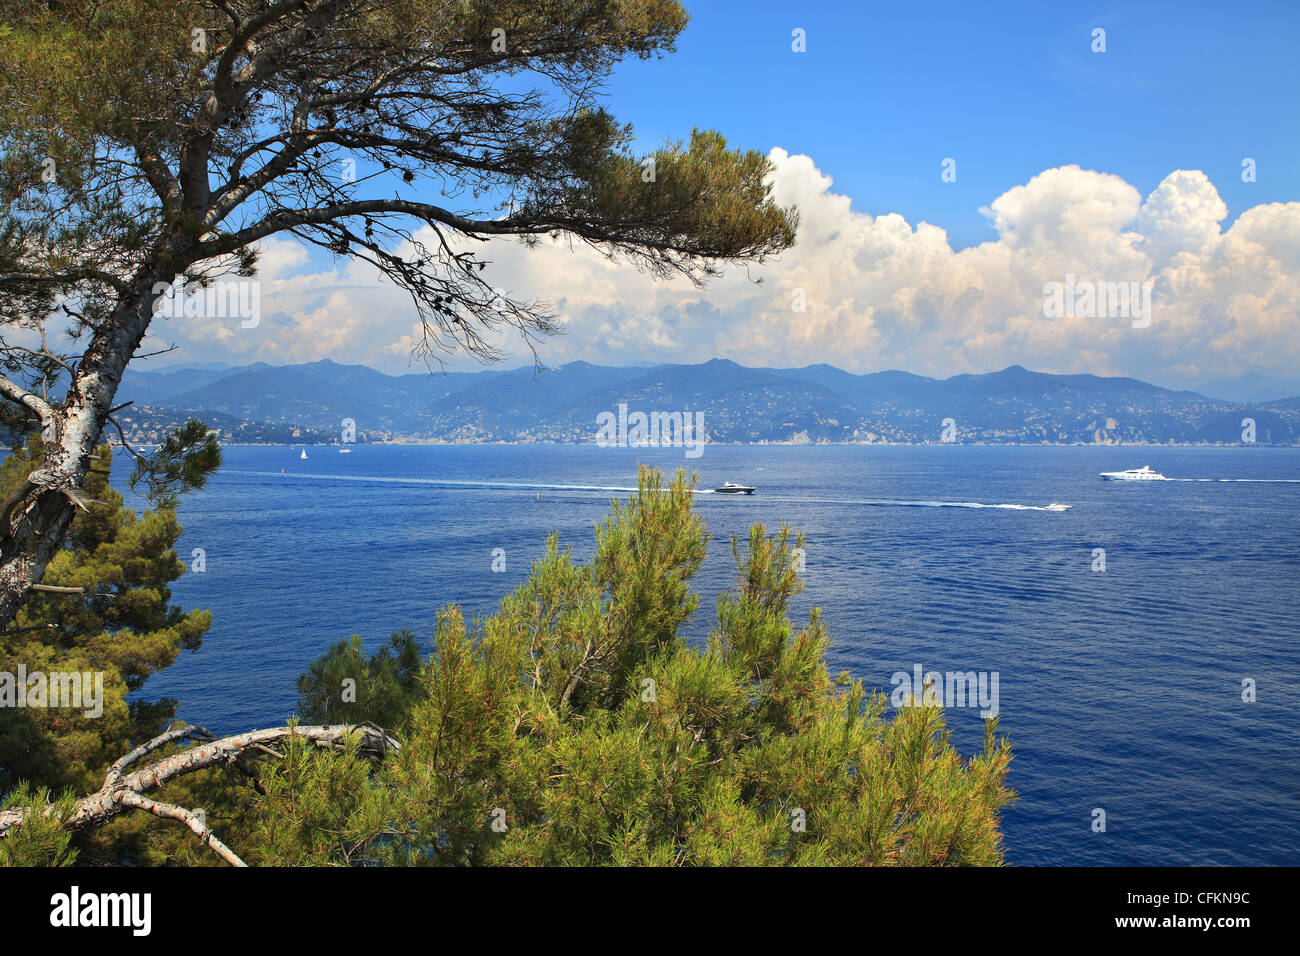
(714, 481, 755, 495)
(1044, 503, 1072, 511)
(1099, 465, 1166, 481)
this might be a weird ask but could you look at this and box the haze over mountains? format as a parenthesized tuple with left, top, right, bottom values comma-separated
(112, 358, 1300, 446)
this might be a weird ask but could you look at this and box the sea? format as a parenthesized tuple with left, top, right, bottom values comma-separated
(116, 444, 1300, 866)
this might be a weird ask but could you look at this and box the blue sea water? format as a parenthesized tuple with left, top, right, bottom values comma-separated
(120, 444, 1300, 866)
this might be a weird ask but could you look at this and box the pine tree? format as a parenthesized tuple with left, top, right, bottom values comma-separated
(296, 631, 422, 733)
(0, 438, 222, 863)
(0, 0, 796, 631)
(262, 468, 1016, 866)
(2, 465, 1015, 866)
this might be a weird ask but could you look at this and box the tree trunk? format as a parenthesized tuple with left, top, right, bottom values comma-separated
(0, 264, 177, 631)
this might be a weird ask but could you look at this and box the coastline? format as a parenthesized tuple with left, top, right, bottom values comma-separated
(94, 439, 1300, 449)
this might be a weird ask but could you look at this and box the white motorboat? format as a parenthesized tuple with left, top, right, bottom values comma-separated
(714, 481, 755, 495)
(1099, 465, 1166, 481)
(1044, 503, 1072, 511)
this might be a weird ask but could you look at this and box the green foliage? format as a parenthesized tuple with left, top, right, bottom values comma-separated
(1, 1, 795, 367)
(0, 439, 214, 863)
(296, 631, 422, 732)
(580, 127, 797, 266)
(126, 419, 222, 509)
(0, 785, 77, 866)
(0, 458, 1012, 867)
(254, 467, 1015, 866)
(246, 726, 397, 867)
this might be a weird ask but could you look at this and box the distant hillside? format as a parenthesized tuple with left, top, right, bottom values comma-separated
(105, 358, 1300, 445)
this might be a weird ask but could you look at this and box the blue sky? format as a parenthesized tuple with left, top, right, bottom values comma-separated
(609, 0, 1298, 249)
(158, 0, 1300, 397)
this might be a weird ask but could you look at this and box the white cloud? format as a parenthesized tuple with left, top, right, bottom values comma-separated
(143, 154, 1300, 390)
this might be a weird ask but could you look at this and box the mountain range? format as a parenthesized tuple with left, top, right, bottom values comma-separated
(109, 358, 1300, 445)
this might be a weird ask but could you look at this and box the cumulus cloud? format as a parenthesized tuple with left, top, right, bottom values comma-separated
(731, 155, 1298, 386)
(144, 154, 1300, 390)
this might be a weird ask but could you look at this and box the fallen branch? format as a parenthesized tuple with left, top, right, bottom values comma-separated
(0, 721, 400, 866)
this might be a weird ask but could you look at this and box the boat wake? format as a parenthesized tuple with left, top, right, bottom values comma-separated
(234, 470, 643, 493)
(233, 471, 1068, 511)
(1165, 477, 1300, 483)
(759, 494, 1065, 511)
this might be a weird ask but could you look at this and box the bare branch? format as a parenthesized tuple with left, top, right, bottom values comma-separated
(118, 791, 247, 867)
(0, 270, 131, 295)
(0, 723, 401, 866)
(104, 720, 215, 786)
(0, 373, 56, 428)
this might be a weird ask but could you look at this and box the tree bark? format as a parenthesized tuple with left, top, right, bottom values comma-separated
(0, 721, 400, 866)
(0, 265, 178, 630)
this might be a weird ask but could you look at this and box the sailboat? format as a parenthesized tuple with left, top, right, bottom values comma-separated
(300, 449, 308, 460)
